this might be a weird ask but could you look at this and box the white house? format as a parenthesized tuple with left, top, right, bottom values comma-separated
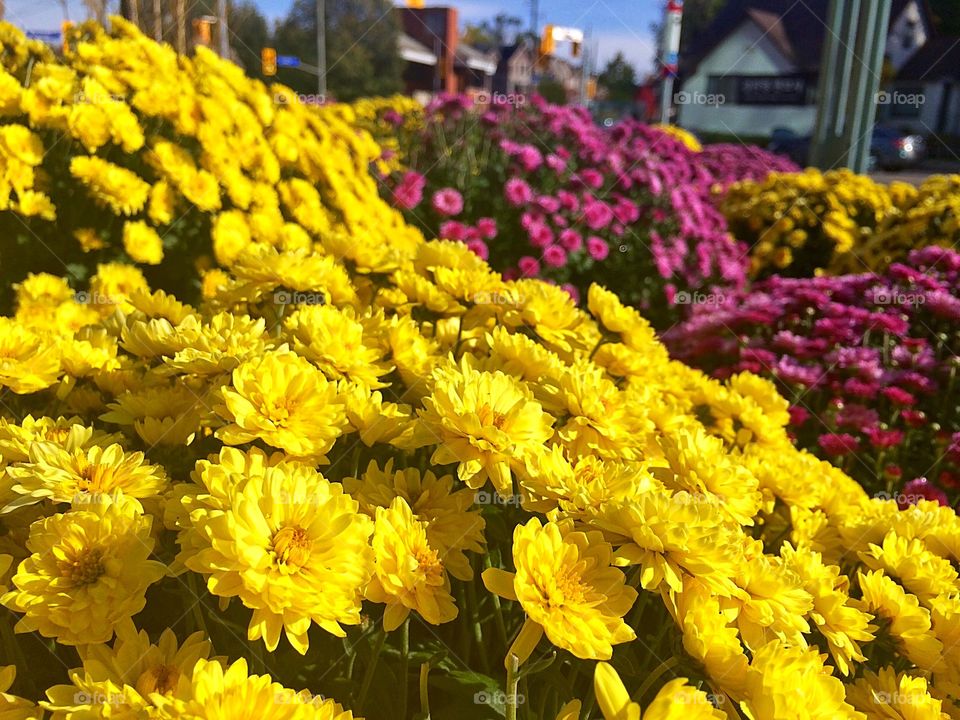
(678, 0, 932, 138)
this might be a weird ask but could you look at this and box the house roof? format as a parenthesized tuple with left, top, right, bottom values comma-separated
(897, 34, 960, 80)
(684, 0, 924, 74)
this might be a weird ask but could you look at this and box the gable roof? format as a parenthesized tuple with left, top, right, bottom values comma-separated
(684, 0, 928, 75)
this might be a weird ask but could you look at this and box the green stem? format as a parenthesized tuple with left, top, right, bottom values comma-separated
(419, 662, 432, 719)
(505, 653, 520, 720)
(356, 629, 386, 713)
(467, 573, 490, 674)
(400, 618, 410, 720)
(634, 656, 680, 701)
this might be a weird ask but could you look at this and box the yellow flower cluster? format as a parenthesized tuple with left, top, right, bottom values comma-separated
(653, 123, 703, 152)
(851, 173, 960, 273)
(0, 17, 958, 720)
(721, 168, 917, 276)
(0, 18, 419, 295)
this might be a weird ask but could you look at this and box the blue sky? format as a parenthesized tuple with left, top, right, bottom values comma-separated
(7, 0, 658, 73)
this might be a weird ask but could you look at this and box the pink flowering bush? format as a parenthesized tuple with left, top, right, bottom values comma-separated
(664, 245, 960, 506)
(377, 94, 794, 326)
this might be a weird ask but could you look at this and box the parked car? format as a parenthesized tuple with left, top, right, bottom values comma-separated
(768, 125, 927, 170)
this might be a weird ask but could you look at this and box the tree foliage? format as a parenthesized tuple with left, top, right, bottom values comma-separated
(598, 51, 637, 102)
(273, 0, 402, 101)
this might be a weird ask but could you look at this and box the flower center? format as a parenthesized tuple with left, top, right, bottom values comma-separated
(63, 547, 106, 587)
(273, 525, 311, 568)
(76, 462, 101, 493)
(135, 663, 181, 696)
(414, 544, 443, 582)
(477, 403, 507, 429)
(260, 398, 293, 427)
(546, 567, 587, 607)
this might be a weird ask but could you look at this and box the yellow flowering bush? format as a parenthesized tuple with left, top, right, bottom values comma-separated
(0, 16, 959, 720)
(721, 168, 916, 277)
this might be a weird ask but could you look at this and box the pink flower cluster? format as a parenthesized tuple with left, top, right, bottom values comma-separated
(665, 246, 960, 506)
(382, 94, 794, 324)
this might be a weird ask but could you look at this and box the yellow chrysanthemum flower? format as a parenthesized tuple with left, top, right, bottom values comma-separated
(0, 317, 61, 394)
(1, 492, 166, 645)
(847, 666, 945, 720)
(345, 459, 485, 581)
(122, 220, 165, 265)
(365, 496, 458, 631)
(407, 357, 555, 496)
(3, 442, 167, 512)
(176, 447, 373, 653)
(154, 658, 357, 719)
(42, 621, 214, 717)
(0, 665, 36, 720)
(69, 156, 150, 216)
(594, 662, 725, 720)
(483, 518, 636, 664)
(216, 351, 348, 461)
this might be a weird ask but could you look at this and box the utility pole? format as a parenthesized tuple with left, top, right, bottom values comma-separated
(0, 1, 5, 21)
(530, 0, 538, 36)
(809, 0, 892, 172)
(316, 0, 326, 99)
(128, 0, 139, 27)
(175, 0, 185, 53)
(153, 0, 162, 41)
(660, 0, 683, 123)
(217, 0, 228, 57)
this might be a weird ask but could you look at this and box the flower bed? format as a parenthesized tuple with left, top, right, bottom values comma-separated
(0, 19, 958, 720)
(666, 245, 960, 507)
(375, 94, 797, 327)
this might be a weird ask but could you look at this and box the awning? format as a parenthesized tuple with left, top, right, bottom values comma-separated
(400, 34, 437, 66)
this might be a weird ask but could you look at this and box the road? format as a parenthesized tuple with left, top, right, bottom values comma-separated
(870, 160, 960, 186)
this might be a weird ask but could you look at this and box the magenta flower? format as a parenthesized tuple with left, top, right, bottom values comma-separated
(518, 256, 541, 277)
(438, 220, 466, 242)
(392, 171, 425, 210)
(466, 239, 489, 261)
(558, 229, 583, 252)
(865, 426, 905, 449)
(900, 477, 949, 507)
(431, 188, 464, 216)
(505, 178, 534, 207)
(818, 433, 860, 456)
(882, 386, 916, 406)
(543, 244, 567, 268)
(587, 236, 609, 261)
(583, 200, 614, 230)
(527, 222, 554, 249)
(476, 217, 497, 239)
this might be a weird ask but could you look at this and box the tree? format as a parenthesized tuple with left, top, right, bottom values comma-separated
(650, 0, 725, 56)
(228, 0, 269, 75)
(598, 52, 637, 103)
(462, 13, 523, 48)
(273, 0, 402, 101)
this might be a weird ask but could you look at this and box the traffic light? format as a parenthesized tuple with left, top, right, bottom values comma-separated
(571, 41, 582, 58)
(261, 48, 277, 77)
(406, 0, 425, 7)
(61, 21, 73, 55)
(193, 18, 212, 46)
(539, 25, 555, 56)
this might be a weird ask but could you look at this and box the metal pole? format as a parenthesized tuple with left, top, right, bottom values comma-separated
(217, 0, 228, 57)
(660, 0, 683, 123)
(530, 0, 538, 37)
(316, 0, 326, 99)
(578, 31, 588, 106)
(0, 1, 5, 21)
(130, 0, 139, 27)
(810, 0, 892, 170)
